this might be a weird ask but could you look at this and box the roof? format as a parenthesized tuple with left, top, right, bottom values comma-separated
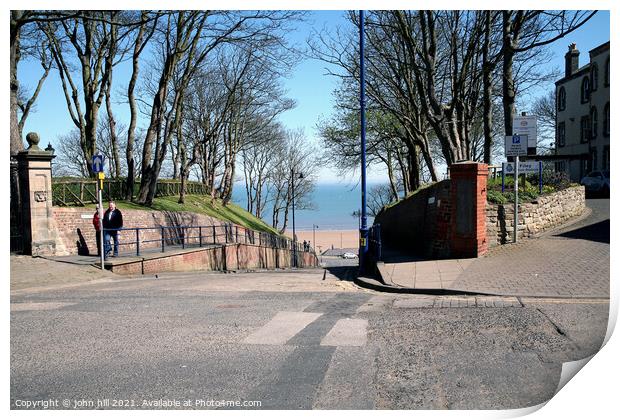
(590, 41, 610, 57)
(555, 40, 610, 86)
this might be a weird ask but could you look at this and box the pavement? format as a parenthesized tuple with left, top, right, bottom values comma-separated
(367, 198, 609, 298)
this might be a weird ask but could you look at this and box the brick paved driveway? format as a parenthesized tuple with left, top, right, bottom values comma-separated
(450, 199, 609, 298)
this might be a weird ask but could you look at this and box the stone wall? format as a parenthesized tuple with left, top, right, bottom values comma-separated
(486, 185, 586, 245)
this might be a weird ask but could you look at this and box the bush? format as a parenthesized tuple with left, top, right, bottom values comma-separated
(542, 171, 572, 191)
(487, 190, 507, 204)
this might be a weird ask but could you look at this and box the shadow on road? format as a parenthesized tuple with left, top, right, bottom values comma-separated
(320, 256, 359, 282)
(555, 219, 610, 244)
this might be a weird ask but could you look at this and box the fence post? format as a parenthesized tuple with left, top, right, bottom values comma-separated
(136, 228, 140, 256)
(213, 225, 216, 244)
(182, 227, 185, 249)
(199, 226, 202, 247)
(161, 227, 165, 252)
(235, 226, 239, 243)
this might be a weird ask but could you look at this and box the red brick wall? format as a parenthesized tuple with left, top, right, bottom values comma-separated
(53, 207, 229, 256)
(449, 162, 488, 258)
(109, 244, 318, 275)
(373, 163, 488, 259)
(374, 180, 452, 258)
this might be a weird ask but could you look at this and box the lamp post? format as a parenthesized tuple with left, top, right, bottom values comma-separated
(358, 10, 369, 274)
(291, 169, 304, 267)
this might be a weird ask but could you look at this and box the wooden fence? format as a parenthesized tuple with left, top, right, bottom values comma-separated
(51, 179, 211, 206)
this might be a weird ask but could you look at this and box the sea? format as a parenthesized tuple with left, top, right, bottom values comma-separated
(231, 182, 379, 231)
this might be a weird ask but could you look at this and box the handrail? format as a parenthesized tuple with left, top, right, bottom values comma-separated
(100, 223, 316, 258)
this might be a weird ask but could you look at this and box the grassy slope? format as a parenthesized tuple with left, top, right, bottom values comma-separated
(85, 194, 281, 236)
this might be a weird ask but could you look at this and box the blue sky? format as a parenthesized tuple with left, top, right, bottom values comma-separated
(18, 10, 610, 183)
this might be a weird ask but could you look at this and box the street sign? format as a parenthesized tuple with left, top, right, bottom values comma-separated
(513, 115, 537, 148)
(503, 161, 541, 174)
(505, 134, 528, 157)
(92, 153, 104, 173)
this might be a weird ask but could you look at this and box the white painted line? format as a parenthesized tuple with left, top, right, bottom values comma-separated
(321, 318, 368, 347)
(243, 311, 322, 345)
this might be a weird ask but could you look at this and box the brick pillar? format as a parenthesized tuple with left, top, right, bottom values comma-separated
(450, 162, 488, 258)
(16, 132, 66, 256)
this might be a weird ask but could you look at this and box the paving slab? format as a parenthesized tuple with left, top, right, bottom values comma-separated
(371, 199, 609, 298)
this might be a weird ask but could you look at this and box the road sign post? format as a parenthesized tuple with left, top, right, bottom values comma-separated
(97, 180, 104, 269)
(92, 154, 106, 269)
(504, 134, 528, 244)
(513, 156, 519, 243)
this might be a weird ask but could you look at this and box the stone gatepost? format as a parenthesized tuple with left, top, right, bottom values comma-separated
(450, 161, 489, 258)
(16, 132, 65, 256)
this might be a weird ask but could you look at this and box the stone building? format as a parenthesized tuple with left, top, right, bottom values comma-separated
(555, 41, 610, 181)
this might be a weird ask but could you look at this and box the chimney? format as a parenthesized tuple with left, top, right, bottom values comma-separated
(565, 43, 580, 77)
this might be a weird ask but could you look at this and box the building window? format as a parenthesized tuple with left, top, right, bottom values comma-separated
(591, 63, 599, 92)
(591, 147, 598, 171)
(602, 146, 610, 170)
(605, 57, 610, 86)
(581, 77, 590, 103)
(557, 87, 566, 111)
(580, 116, 590, 143)
(557, 121, 566, 147)
(590, 106, 598, 139)
(604, 102, 610, 137)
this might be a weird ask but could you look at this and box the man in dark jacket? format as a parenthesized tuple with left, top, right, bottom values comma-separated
(103, 201, 123, 258)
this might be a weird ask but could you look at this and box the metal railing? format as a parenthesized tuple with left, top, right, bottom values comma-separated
(368, 223, 382, 262)
(52, 178, 211, 206)
(100, 223, 314, 259)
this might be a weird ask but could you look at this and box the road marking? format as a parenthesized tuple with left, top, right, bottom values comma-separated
(243, 311, 322, 345)
(320, 318, 368, 347)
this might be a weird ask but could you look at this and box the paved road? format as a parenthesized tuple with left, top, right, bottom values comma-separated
(11, 267, 608, 410)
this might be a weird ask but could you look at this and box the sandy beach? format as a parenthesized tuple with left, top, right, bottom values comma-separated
(286, 229, 359, 254)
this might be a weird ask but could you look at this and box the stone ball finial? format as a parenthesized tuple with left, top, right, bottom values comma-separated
(26, 132, 41, 150)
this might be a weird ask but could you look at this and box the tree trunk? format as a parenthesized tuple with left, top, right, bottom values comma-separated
(502, 12, 517, 138)
(482, 11, 494, 164)
(10, 12, 23, 156)
(105, 83, 121, 178)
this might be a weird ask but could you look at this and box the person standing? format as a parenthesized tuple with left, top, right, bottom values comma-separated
(92, 205, 102, 256)
(103, 201, 123, 258)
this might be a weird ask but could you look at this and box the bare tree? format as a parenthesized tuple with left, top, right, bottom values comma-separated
(135, 11, 301, 206)
(124, 11, 160, 199)
(368, 184, 396, 217)
(41, 11, 132, 176)
(532, 91, 557, 153)
(10, 11, 79, 155)
(269, 129, 318, 233)
(54, 129, 90, 177)
(241, 122, 286, 218)
(500, 11, 596, 138)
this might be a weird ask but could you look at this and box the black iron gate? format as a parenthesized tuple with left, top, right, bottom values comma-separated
(10, 158, 24, 253)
